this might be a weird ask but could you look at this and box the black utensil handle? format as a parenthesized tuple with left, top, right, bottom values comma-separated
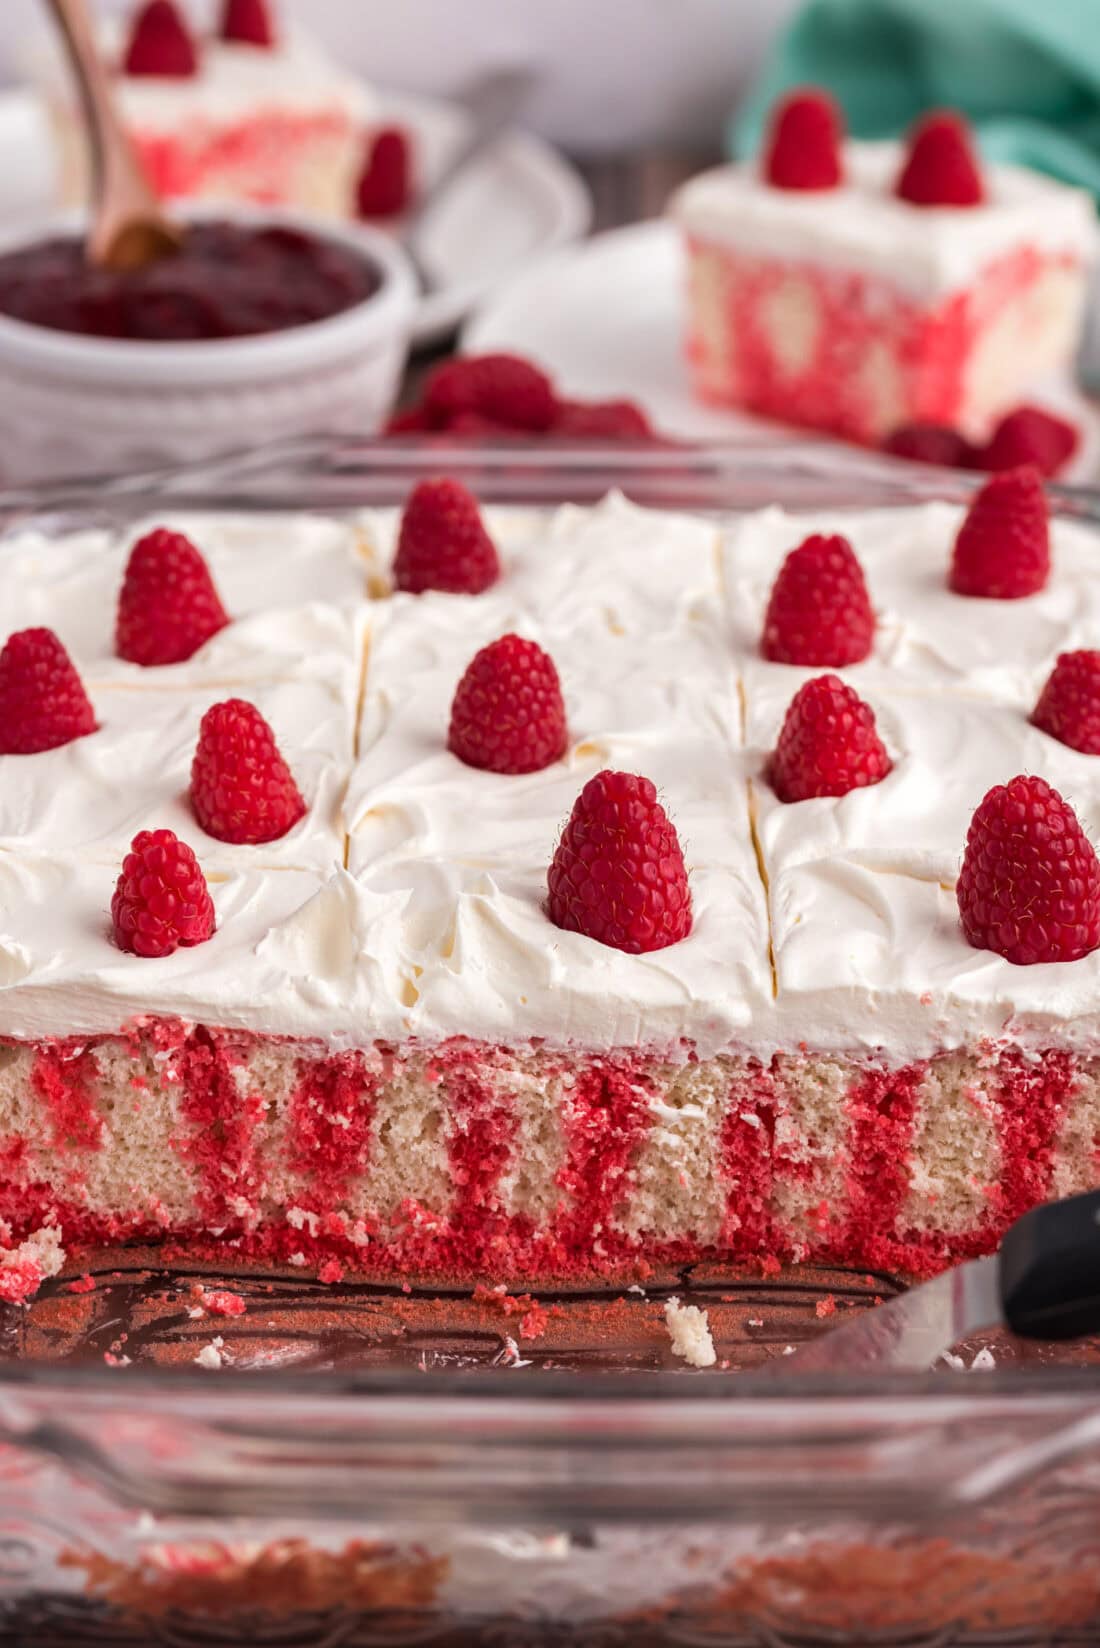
(1000, 1188, 1100, 1340)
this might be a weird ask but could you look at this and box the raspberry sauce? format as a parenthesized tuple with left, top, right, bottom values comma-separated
(0, 222, 378, 341)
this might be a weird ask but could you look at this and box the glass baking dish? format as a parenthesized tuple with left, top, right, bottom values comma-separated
(1, 439, 1099, 1647)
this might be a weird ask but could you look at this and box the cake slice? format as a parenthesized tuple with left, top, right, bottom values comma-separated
(0, 487, 1099, 1287)
(40, 0, 372, 217)
(674, 93, 1097, 445)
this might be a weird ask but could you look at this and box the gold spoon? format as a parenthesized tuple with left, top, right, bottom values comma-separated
(46, 0, 182, 271)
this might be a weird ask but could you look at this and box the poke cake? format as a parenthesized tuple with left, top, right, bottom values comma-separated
(674, 92, 1097, 444)
(40, 0, 372, 216)
(1, 472, 1100, 1297)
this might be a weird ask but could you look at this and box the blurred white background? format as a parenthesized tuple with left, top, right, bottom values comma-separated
(4, 0, 798, 150)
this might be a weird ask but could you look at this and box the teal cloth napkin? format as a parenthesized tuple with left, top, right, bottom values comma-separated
(733, 0, 1100, 198)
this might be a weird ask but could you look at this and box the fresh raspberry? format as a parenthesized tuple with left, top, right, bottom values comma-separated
(1032, 651, 1100, 755)
(422, 354, 558, 433)
(762, 533, 875, 666)
(116, 527, 230, 666)
(123, 0, 199, 76)
(958, 775, 1100, 964)
(769, 674, 892, 803)
(547, 770, 692, 953)
(111, 828, 216, 959)
(980, 405, 1079, 478)
(881, 422, 977, 468)
(220, 0, 276, 46)
(763, 88, 844, 191)
(445, 411, 518, 437)
(190, 699, 306, 844)
(552, 398, 654, 439)
(448, 634, 567, 774)
(393, 477, 500, 595)
(355, 128, 412, 219)
(0, 628, 96, 755)
(386, 406, 432, 435)
(896, 110, 984, 206)
(949, 466, 1049, 599)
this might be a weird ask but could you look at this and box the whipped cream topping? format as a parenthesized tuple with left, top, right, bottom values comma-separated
(0, 676, 352, 874)
(673, 141, 1098, 296)
(2, 492, 1100, 1061)
(0, 512, 372, 692)
(40, 24, 372, 132)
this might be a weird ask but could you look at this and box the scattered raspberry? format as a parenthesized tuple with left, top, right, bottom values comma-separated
(448, 634, 568, 774)
(552, 398, 654, 439)
(763, 88, 844, 190)
(386, 405, 432, 435)
(111, 828, 216, 959)
(355, 127, 412, 218)
(762, 533, 875, 666)
(66, 1274, 96, 1295)
(422, 353, 558, 432)
(123, 0, 198, 76)
(949, 466, 1049, 599)
(547, 770, 692, 953)
(815, 1296, 837, 1319)
(219, 0, 276, 46)
(1032, 651, 1100, 755)
(445, 411, 517, 437)
(881, 422, 977, 469)
(116, 528, 229, 666)
(958, 775, 1100, 964)
(190, 699, 306, 844)
(896, 110, 984, 206)
(393, 477, 500, 595)
(980, 405, 1078, 478)
(0, 628, 97, 755)
(769, 674, 892, 803)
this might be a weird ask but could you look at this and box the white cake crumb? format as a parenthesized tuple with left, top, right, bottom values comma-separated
(195, 1336, 226, 1371)
(939, 1349, 966, 1371)
(664, 1297, 717, 1368)
(494, 1335, 532, 1369)
(627, 1283, 647, 1296)
(970, 1346, 997, 1371)
(782, 1344, 796, 1356)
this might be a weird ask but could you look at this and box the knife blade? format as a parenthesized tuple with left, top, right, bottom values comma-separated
(787, 1187, 1100, 1374)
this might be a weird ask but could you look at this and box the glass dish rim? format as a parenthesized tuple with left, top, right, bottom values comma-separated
(2, 432, 1099, 1420)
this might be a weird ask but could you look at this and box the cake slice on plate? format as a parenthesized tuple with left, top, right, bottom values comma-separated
(674, 92, 1097, 444)
(41, 0, 373, 216)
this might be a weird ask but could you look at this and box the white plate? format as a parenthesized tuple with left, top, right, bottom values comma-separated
(464, 217, 1100, 479)
(0, 86, 592, 350)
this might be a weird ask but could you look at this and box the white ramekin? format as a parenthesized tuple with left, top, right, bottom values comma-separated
(0, 206, 416, 482)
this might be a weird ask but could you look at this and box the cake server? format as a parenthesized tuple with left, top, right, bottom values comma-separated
(789, 1187, 1100, 1374)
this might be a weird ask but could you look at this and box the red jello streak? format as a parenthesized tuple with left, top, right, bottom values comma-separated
(31, 1042, 104, 1155)
(438, 1048, 519, 1256)
(551, 1060, 654, 1260)
(719, 1063, 777, 1254)
(177, 1028, 266, 1228)
(990, 1049, 1073, 1227)
(285, 1052, 376, 1214)
(828, 1064, 923, 1269)
(136, 113, 351, 202)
